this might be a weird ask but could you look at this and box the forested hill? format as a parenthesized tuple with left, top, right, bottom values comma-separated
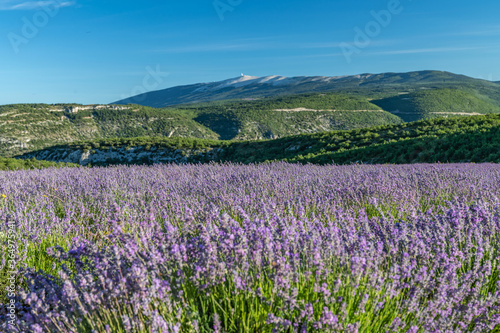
(172, 93, 402, 140)
(0, 104, 218, 157)
(0, 94, 401, 157)
(371, 88, 500, 122)
(17, 114, 500, 166)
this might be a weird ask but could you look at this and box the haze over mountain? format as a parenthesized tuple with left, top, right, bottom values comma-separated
(113, 70, 500, 108)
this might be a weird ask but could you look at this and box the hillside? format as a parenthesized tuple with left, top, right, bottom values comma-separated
(0, 94, 402, 156)
(173, 93, 403, 140)
(17, 114, 500, 166)
(0, 104, 218, 157)
(371, 88, 500, 122)
(220, 115, 500, 164)
(113, 71, 500, 108)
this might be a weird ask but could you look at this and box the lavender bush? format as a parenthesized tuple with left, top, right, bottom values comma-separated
(0, 163, 499, 332)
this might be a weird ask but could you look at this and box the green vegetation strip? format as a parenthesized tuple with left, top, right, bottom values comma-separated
(16, 113, 500, 167)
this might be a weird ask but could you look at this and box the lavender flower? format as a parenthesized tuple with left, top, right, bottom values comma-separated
(0, 163, 498, 332)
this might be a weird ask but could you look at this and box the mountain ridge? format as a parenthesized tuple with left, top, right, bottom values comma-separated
(113, 70, 500, 108)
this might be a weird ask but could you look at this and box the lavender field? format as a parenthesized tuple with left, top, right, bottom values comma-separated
(1, 163, 500, 332)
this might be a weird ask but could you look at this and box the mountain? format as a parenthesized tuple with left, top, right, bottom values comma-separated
(4, 71, 500, 159)
(17, 114, 500, 166)
(113, 71, 500, 108)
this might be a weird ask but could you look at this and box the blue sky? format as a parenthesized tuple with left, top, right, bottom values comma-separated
(0, 0, 499, 104)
